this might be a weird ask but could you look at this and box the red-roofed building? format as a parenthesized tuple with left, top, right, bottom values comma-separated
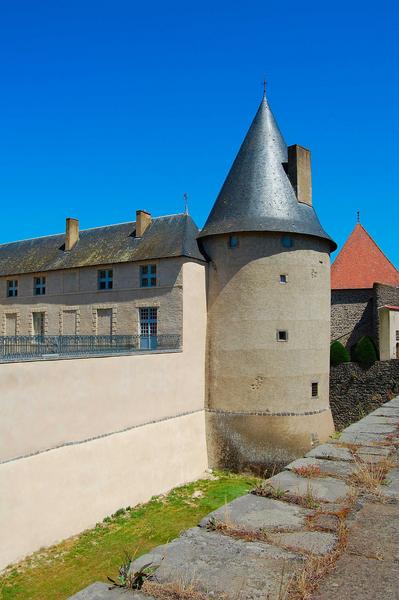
(331, 224, 399, 359)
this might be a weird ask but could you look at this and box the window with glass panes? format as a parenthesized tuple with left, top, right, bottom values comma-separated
(7, 280, 18, 297)
(34, 277, 46, 295)
(97, 269, 113, 290)
(140, 264, 157, 287)
(139, 307, 158, 337)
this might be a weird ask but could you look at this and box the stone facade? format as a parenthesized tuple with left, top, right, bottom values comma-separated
(0, 257, 189, 337)
(330, 288, 375, 349)
(329, 360, 399, 430)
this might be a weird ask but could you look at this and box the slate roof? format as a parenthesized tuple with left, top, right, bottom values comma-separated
(331, 223, 399, 289)
(198, 95, 336, 251)
(0, 213, 205, 277)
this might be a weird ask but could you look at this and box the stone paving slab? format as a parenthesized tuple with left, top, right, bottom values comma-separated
(305, 443, 354, 462)
(68, 582, 153, 599)
(347, 503, 399, 562)
(372, 406, 399, 417)
(268, 530, 337, 555)
(344, 421, 397, 434)
(312, 554, 399, 600)
(286, 456, 355, 478)
(339, 430, 389, 444)
(130, 527, 301, 600)
(265, 470, 350, 503)
(198, 493, 311, 532)
(379, 468, 399, 499)
(356, 415, 399, 425)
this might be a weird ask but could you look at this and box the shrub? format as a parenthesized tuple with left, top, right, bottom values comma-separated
(330, 341, 350, 366)
(352, 336, 378, 367)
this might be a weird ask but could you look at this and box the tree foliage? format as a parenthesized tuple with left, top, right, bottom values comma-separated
(330, 341, 351, 366)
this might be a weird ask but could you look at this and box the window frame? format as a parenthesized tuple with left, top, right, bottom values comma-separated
(140, 264, 157, 288)
(7, 279, 18, 297)
(280, 274, 288, 284)
(97, 269, 113, 291)
(276, 330, 288, 342)
(33, 276, 46, 296)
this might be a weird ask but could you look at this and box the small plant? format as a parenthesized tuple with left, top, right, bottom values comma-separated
(330, 340, 350, 366)
(349, 458, 395, 492)
(108, 551, 157, 590)
(292, 464, 322, 478)
(252, 482, 287, 500)
(330, 431, 341, 440)
(142, 579, 217, 600)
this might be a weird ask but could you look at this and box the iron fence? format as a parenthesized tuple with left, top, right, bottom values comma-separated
(0, 334, 181, 361)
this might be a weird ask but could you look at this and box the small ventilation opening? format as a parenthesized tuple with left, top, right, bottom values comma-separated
(312, 382, 319, 397)
(280, 274, 287, 284)
(277, 330, 288, 342)
(229, 235, 239, 248)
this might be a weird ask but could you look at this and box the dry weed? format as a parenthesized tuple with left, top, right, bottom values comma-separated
(349, 458, 394, 491)
(143, 580, 224, 600)
(292, 465, 322, 478)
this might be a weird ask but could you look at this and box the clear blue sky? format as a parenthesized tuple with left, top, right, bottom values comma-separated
(0, 1, 398, 263)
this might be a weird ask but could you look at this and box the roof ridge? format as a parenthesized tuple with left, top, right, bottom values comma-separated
(356, 223, 399, 273)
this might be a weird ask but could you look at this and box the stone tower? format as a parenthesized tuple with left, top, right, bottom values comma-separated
(198, 93, 337, 473)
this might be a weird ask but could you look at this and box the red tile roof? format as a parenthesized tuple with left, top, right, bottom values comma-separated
(331, 224, 399, 290)
(382, 305, 399, 311)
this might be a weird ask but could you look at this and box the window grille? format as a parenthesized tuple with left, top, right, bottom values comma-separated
(396, 330, 399, 342)
(34, 277, 46, 296)
(312, 382, 319, 397)
(7, 280, 18, 297)
(98, 269, 113, 290)
(140, 264, 157, 287)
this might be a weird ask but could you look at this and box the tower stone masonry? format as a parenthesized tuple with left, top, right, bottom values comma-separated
(198, 93, 337, 473)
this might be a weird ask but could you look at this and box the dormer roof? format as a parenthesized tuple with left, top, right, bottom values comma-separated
(198, 95, 336, 250)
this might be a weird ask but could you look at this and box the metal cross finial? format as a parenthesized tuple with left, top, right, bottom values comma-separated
(183, 192, 189, 215)
(357, 210, 360, 224)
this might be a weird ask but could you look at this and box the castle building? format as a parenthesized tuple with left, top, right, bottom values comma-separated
(331, 223, 399, 360)
(0, 92, 336, 473)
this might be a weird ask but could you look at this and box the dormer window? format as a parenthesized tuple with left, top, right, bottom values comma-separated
(229, 235, 239, 249)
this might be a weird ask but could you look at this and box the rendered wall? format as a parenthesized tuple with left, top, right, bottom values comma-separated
(379, 309, 399, 361)
(0, 261, 208, 570)
(202, 232, 334, 473)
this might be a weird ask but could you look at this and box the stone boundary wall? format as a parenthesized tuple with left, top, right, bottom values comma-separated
(329, 359, 399, 430)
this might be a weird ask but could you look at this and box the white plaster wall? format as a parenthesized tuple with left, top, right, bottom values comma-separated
(0, 260, 208, 570)
(0, 410, 208, 571)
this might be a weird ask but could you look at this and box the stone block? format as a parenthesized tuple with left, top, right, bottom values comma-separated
(269, 530, 337, 555)
(265, 470, 350, 503)
(68, 582, 153, 599)
(306, 443, 353, 462)
(286, 456, 355, 478)
(199, 493, 311, 532)
(130, 528, 302, 600)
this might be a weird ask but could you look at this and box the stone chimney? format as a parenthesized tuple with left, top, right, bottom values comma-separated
(136, 210, 151, 237)
(65, 218, 79, 251)
(287, 145, 312, 206)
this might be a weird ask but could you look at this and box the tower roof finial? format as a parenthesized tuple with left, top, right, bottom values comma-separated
(263, 78, 267, 98)
(357, 210, 360, 224)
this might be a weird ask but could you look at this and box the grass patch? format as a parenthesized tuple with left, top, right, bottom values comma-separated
(0, 471, 258, 600)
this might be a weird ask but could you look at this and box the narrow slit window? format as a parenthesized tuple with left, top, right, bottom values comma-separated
(312, 382, 319, 397)
(277, 330, 288, 342)
(280, 274, 287, 284)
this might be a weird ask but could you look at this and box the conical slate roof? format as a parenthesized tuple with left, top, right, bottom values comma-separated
(198, 95, 336, 250)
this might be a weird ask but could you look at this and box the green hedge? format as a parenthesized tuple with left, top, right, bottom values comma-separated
(351, 336, 378, 367)
(330, 341, 351, 366)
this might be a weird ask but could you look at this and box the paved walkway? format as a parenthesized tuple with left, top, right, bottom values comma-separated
(71, 397, 399, 600)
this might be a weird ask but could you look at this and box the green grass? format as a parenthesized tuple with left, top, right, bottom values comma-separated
(0, 471, 258, 600)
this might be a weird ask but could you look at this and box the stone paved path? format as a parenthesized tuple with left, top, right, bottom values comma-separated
(70, 397, 399, 600)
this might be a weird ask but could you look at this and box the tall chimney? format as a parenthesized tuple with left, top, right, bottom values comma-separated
(287, 145, 312, 206)
(136, 210, 151, 237)
(65, 218, 79, 251)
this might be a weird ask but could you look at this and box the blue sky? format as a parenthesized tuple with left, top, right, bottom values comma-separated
(0, 1, 398, 263)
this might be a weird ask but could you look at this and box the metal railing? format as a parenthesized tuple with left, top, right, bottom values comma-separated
(0, 334, 181, 362)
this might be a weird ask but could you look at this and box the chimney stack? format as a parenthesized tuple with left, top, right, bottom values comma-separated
(287, 145, 312, 206)
(65, 218, 79, 251)
(136, 210, 151, 237)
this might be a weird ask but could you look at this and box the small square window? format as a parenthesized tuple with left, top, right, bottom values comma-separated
(140, 264, 157, 287)
(34, 276, 46, 296)
(277, 330, 288, 342)
(281, 235, 293, 248)
(312, 382, 319, 397)
(229, 235, 239, 248)
(98, 269, 113, 290)
(280, 274, 287, 284)
(7, 280, 18, 297)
